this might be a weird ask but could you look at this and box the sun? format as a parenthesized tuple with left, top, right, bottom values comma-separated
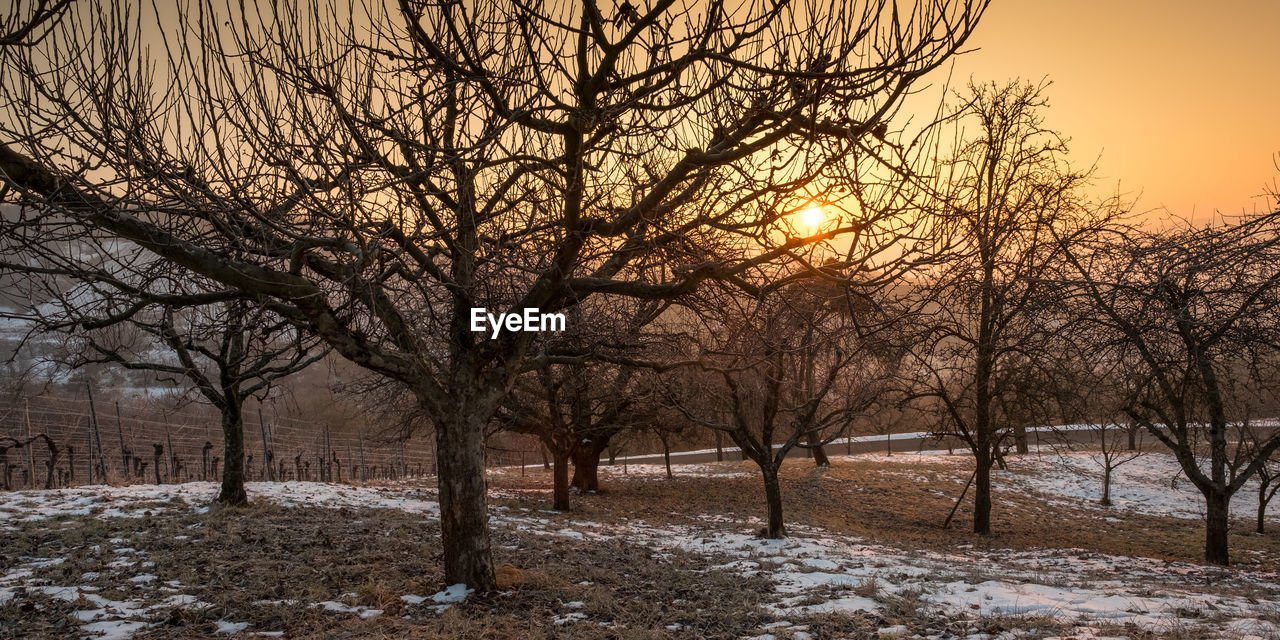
(799, 205, 825, 231)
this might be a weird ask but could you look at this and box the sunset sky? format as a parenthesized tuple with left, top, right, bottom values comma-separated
(941, 0, 1280, 219)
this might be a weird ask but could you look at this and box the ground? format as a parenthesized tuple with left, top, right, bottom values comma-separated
(1, 448, 1278, 639)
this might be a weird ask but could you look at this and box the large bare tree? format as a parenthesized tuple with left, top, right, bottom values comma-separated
(0, 0, 987, 588)
(902, 80, 1105, 535)
(1058, 210, 1280, 564)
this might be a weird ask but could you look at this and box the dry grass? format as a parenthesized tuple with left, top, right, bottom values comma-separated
(489, 453, 1280, 572)
(3, 450, 1279, 638)
(0, 498, 790, 639)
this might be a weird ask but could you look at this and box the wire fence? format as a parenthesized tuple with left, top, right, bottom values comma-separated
(0, 393, 541, 490)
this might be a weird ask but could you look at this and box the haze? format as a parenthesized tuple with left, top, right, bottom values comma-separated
(950, 0, 1280, 219)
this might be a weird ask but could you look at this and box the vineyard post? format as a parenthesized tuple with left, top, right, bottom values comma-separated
(115, 402, 128, 476)
(24, 397, 35, 488)
(84, 414, 93, 485)
(86, 385, 106, 482)
(323, 424, 331, 481)
(258, 407, 272, 481)
(358, 434, 366, 482)
(161, 410, 176, 481)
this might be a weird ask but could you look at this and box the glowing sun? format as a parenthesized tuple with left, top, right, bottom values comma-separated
(799, 205, 825, 231)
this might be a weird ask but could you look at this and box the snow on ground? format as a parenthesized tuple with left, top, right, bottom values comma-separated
(999, 449, 1278, 522)
(832, 449, 971, 466)
(0, 547, 211, 638)
(838, 447, 1280, 523)
(3, 453, 1280, 638)
(614, 424, 1100, 464)
(397, 585, 476, 614)
(0, 480, 439, 524)
(532, 516, 1280, 637)
(607, 462, 755, 479)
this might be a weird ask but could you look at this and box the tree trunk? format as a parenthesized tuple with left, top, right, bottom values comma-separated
(570, 437, 607, 493)
(973, 456, 992, 535)
(808, 432, 830, 467)
(436, 406, 497, 591)
(216, 399, 249, 506)
(42, 439, 58, 489)
(1257, 482, 1269, 535)
(1100, 464, 1112, 506)
(662, 438, 673, 480)
(1204, 489, 1231, 565)
(1013, 424, 1029, 454)
(762, 466, 785, 538)
(552, 449, 570, 511)
(715, 431, 724, 462)
(1127, 423, 1138, 451)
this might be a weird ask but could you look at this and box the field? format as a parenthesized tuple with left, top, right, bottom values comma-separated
(2, 449, 1279, 639)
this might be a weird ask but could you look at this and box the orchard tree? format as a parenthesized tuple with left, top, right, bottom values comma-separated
(902, 80, 1106, 535)
(0, 255, 324, 504)
(499, 359, 656, 510)
(0, 0, 988, 588)
(669, 277, 897, 538)
(1247, 438, 1280, 535)
(1059, 210, 1280, 564)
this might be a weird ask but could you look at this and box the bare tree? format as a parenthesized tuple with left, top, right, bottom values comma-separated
(0, 0, 72, 47)
(902, 80, 1105, 535)
(1041, 336, 1150, 507)
(567, 365, 643, 493)
(1236, 417, 1280, 535)
(668, 278, 894, 538)
(1, 258, 324, 504)
(1059, 209, 1280, 564)
(1251, 453, 1280, 535)
(0, 0, 987, 588)
(499, 359, 656, 510)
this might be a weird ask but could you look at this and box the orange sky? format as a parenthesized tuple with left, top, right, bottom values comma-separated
(935, 0, 1280, 219)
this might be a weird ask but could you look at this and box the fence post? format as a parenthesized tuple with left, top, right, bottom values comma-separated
(164, 418, 176, 482)
(24, 397, 35, 488)
(258, 408, 272, 481)
(115, 402, 129, 478)
(323, 424, 331, 481)
(87, 385, 106, 483)
(358, 435, 366, 482)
